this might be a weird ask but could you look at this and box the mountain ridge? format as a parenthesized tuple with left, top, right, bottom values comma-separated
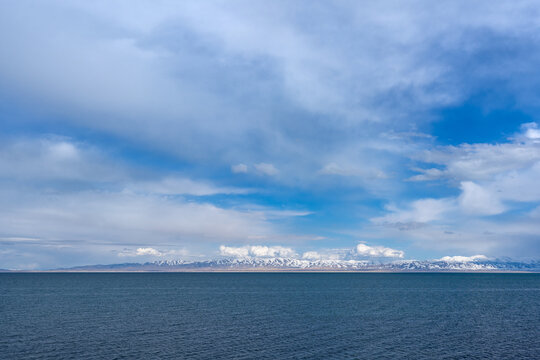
(23, 257, 540, 272)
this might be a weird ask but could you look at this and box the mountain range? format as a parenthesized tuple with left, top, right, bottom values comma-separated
(27, 257, 540, 272)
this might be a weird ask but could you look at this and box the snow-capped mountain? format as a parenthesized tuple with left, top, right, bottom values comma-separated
(53, 257, 540, 272)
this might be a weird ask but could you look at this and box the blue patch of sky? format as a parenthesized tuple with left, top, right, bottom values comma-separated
(431, 102, 533, 145)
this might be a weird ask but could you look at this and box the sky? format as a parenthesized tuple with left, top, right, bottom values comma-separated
(1, 0, 540, 269)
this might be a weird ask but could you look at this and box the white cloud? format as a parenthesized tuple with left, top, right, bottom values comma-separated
(364, 206, 540, 258)
(47, 141, 79, 160)
(437, 255, 488, 262)
(251, 245, 295, 257)
(135, 247, 162, 256)
(117, 247, 190, 258)
(0, 137, 123, 183)
(126, 176, 248, 196)
(319, 162, 387, 179)
(220, 243, 405, 260)
(522, 122, 540, 140)
(458, 181, 505, 215)
(231, 163, 248, 173)
(491, 162, 540, 202)
(301, 250, 345, 261)
(219, 245, 250, 257)
(355, 243, 404, 258)
(0, 137, 251, 197)
(0, 189, 278, 246)
(319, 163, 349, 175)
(301, 251, 323, 260)
(373, 198, 455, 225)
(411, 124, 540, 182)
(219, 245, 296, 258)
(254, 163, 279, 176)
(403, 156, 540, 226)
(407, 167, 445, 182)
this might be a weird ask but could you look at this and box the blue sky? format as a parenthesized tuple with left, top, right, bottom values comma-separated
(1, 1, 540, 269)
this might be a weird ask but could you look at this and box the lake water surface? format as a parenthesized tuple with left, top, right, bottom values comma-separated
(1, 273, 539, 359)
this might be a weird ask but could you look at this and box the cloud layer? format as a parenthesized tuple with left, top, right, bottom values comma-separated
(219, 243, 405, 261)
(219, 245, 296, 258)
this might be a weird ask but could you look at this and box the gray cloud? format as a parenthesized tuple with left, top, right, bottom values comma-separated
(3, 1, 540, 182)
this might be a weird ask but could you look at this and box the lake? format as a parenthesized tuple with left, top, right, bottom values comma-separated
(1, 273, 539, 359)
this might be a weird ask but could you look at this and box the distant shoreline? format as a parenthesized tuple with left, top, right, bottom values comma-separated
(2, 269, 538, 273)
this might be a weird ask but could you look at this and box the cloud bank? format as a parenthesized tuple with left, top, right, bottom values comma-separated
(220, 243, 405, 260)
(219, 245, 296, 258)
(437, 255, 488, 263)
(355, 244, 404, 259)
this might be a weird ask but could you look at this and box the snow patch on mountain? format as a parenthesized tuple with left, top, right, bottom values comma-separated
(149, 257, 539, 271)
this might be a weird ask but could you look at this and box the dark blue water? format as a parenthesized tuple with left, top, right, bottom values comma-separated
(1, 273, 539, 359)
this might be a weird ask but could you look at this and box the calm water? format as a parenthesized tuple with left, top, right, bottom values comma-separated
(1, 273, 539, 359)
